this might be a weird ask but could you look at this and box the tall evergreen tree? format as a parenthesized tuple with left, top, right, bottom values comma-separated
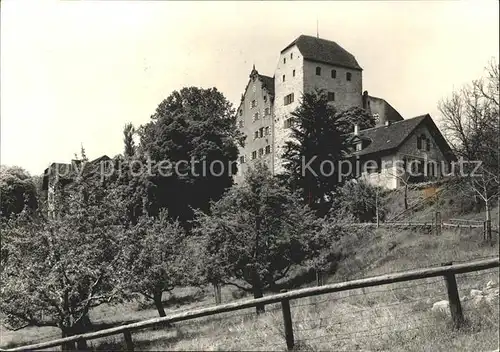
(280, 89, 353, 215)
(123, 123, 136, 158)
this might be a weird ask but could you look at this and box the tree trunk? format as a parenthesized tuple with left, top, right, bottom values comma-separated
(61, 317, 91, 351)
(485, 200, 492, 242)
(497, 195, 500, 233)
(213, 282, 222, 305)
(251, 267, 265, 314)
(316, 270, 323, 286)
(153, 289, 166, 317)
(61, 330, 76, 351)
(404, 184, 408, 210)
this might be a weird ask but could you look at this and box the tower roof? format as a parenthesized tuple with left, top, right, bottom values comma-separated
(282, 35, 362, 71)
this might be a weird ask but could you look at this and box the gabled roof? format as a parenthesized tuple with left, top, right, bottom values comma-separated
(352, 114, 455, 161)
(282, 35, 362, 71)
(259, 74, 275, 98)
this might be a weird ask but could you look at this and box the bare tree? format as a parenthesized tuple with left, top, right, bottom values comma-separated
(439, 58, 499, 231)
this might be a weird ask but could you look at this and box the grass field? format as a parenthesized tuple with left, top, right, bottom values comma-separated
(1, 203, 499, 351)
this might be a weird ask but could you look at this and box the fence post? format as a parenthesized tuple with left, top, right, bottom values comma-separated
(280, 289, 294, 350)
(441, 262, 464, 329)
(123, 330, 134, 351)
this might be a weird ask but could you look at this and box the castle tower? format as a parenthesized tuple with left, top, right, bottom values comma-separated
(272, 35, 364, 174)
(234, 35, 364, 182)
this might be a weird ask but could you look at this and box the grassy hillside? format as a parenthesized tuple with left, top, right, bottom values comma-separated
(1, 182, 499, 351)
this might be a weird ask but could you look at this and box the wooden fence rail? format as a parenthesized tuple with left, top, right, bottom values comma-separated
(3, 257, 499, 352)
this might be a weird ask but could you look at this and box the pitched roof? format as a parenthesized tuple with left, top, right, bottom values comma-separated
(352, 114, 455, 161)
(259, 74, 275, 98)
(282, 35, 362, 71)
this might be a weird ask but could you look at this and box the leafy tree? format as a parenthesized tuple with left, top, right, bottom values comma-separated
(138, 87, 243, 227)
(0, 174, 126, 350)
(106, 154, 158, 225)
(336, 106, 376, 134)
(193, 163, 321, 313)
(121, 211, 191, 317)
(0, 166, 38, 219)
(280, 89, 353, 215)
(333, 179, 387, 223)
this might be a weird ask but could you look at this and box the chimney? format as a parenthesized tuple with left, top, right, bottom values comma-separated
(362, 91, 369, 110)
(354, 124, 359, 135)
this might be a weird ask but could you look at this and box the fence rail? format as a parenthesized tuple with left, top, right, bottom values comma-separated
(4, 257, 499, 352)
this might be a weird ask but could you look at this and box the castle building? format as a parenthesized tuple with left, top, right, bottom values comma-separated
(234, 34, 405, 184)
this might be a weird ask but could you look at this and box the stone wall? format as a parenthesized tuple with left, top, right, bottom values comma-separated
(303, 60, 363, 111)
(273, 45, 305, 175)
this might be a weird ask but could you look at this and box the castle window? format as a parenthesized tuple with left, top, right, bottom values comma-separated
(258, 148, 264, 157)
(327, 92, 335, 101)
(239, 109, 243, 116)
(417, 134, 427, 150)
(252, 151, 257, 160)
(251, 100, 256, 108)
(331, 69, 337, 79)
(263, 95, 267, 102)
(283, 75, 286, 82)
(259, 127, 264, 138)
(253, 112, 259, 121)
(293, 69, 296, 77)
(346, 72, 352, 81)
(238, 120, 244, 128)
(283, 57, 286, 64)
(290, 53, 293, 59)
(264, 107, 270, 116)
(240, 155, 245, 164)
(284, 118, 293, 129)
(265, 126, 270, 135)
(265, 145, 271, 154)
(284, 93, 294, 106)
(254, 131, 259, 139)
(316, 67, 321, 76)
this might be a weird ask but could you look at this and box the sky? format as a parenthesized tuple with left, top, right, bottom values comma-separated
(1, 0, 499, 175)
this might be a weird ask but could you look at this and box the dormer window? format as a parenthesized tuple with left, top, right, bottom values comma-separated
(316, 67, 321, 76)
(346, 72, 352, 81)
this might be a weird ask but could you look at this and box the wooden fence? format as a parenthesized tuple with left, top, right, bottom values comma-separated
(3, 257, 499, 352)
(348, 212, 493, 240)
